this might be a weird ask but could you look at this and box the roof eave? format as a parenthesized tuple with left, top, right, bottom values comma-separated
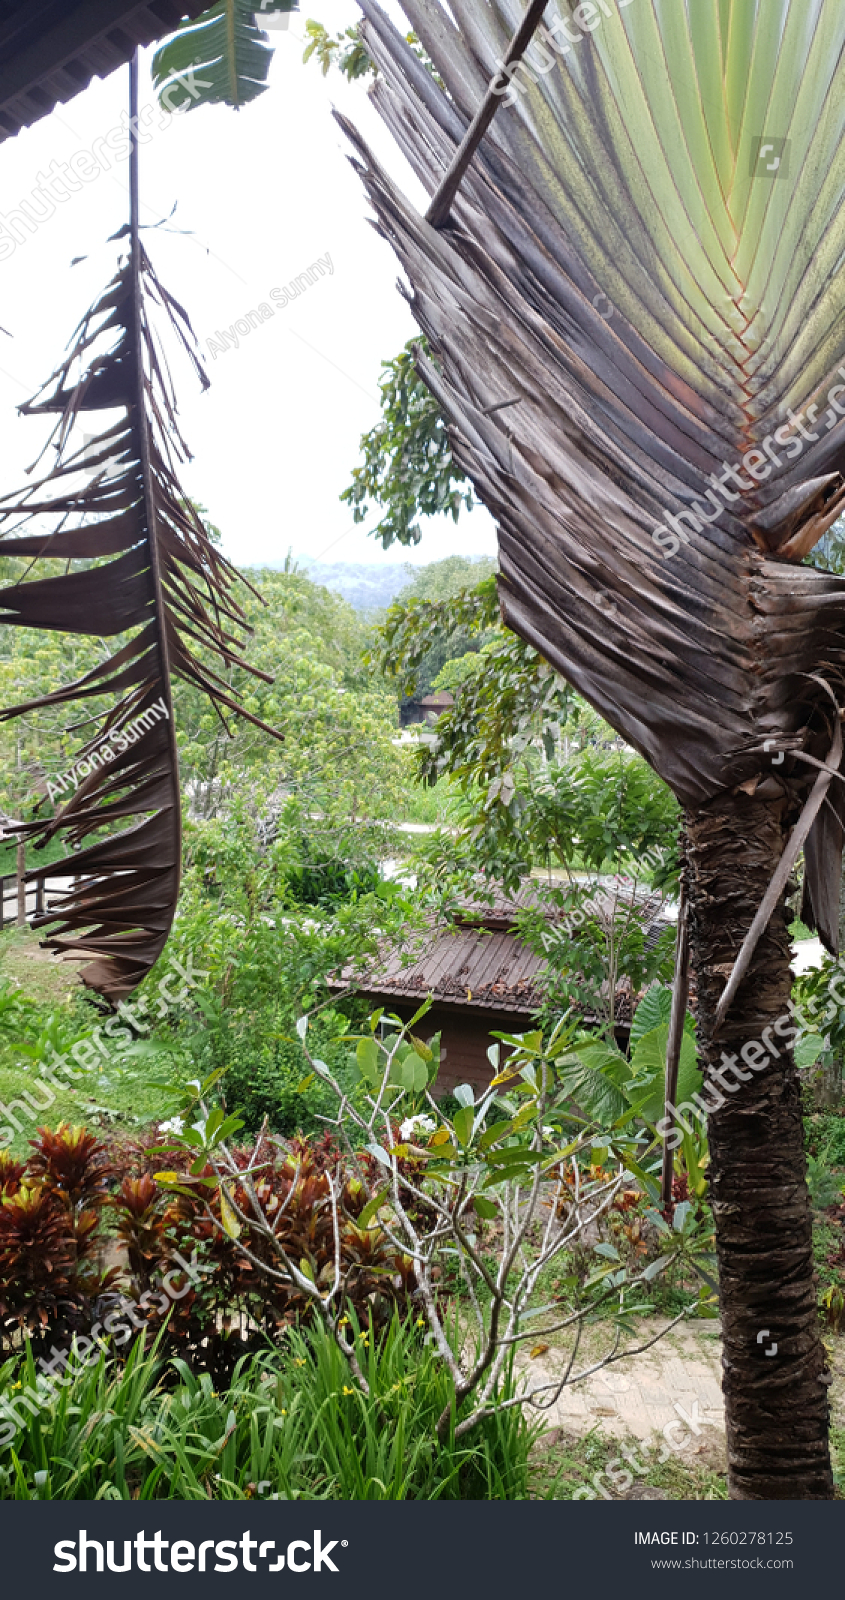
(0, 1, 212, 144)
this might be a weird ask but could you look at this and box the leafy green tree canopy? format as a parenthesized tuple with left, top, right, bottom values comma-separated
(341, 339, 475, 549)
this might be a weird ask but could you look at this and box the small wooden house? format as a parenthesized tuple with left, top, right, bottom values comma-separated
(399, 691, 455, 729)
(330, 883, 670, 1093)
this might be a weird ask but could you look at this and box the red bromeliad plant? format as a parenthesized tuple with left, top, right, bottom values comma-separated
(0, 1184, 76, 1345)
(0, 1154, 25, 1198)
(144, 1133, 417, 1359)
(28, 1124, 112, 1225)
(112, 1173, 163, 1295)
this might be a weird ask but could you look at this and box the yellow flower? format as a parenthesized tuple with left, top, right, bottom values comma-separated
(293, 1358, 306, 1367)
(416, 1317, 425, 1327)
(338, 1316, 350, 1328)
(342, 1385, 355, 1396)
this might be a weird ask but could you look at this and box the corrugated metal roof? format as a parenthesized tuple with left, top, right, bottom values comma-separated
(450, 880, 559, 929)
(329, 879, 671, 1021)
(333, 922, 548, 1015)
(448, 878, 670, 935)
(0, 1, 211, 142)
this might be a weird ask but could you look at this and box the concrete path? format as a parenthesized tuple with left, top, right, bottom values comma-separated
(522, 1319, 725, 1444)
(792, 937, 826, 974)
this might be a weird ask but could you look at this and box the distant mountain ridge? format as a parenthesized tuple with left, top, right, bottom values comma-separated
(293, 560, 413, 612)
(251, 555, 497, 613)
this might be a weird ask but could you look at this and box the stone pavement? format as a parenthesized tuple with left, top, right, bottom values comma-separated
(522, 1319, 725, 1443)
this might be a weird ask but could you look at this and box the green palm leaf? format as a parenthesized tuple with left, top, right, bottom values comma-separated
(152, 0, 298, 112)
(628, 983, 673, 1052)
(626, 1023, 702, 1125)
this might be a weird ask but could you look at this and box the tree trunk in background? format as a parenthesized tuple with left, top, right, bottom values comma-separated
(15, 838, 25, 929)
(685, 793, 833, 1499)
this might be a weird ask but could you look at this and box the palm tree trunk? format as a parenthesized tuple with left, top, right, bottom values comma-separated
(685, 793, 833, 1499)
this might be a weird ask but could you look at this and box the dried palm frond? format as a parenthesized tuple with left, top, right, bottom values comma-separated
(342, 0, 845, 948)
(0, 242, 277, 1000)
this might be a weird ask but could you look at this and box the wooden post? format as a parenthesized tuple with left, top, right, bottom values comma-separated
(15, 838, 26, 927)
(425, 0, 550, 228)
(661, 871, 689, 1207)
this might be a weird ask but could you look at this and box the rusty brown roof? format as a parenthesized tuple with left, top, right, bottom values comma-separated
(329, 922, 641, 1026)
(0, 1, 211, 142)
(329, 879, 671, 1023)
(332, 922, 548, 1016)
(449, 880, 565, 932)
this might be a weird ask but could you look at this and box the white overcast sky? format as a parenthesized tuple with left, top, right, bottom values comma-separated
(0, 1, 497, 570)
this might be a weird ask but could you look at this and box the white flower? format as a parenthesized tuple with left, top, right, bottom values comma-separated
(542, 1126, 556, 1141)
(400, 1114, 437, 1140)
(159, 1116, 184, 1136)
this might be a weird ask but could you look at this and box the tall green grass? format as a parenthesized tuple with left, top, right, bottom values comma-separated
(0, 1314, 537, 1500)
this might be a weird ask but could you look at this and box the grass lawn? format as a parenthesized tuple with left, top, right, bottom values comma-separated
(531, 1423, 729, 1500)
(0, 836, 70, 878)
(0, 927, 185, 1156)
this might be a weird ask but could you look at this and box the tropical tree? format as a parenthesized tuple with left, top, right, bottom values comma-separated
(337, 0, 845, 1499)
(340, 337, 477, 549)
(172, 564, 404, 820)
(385, 554, 497, 696)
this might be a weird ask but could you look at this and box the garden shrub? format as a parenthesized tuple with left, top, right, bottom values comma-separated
(0, 1129, 117, 1352)
(0, 1122, 417, 1382)
(203, 1003, 349, 1137)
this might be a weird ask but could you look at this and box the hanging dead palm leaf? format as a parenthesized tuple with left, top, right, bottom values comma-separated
(0, 160, 277, 1001)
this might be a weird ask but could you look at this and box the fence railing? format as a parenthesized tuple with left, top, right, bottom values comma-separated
(0, 875, 74, 930)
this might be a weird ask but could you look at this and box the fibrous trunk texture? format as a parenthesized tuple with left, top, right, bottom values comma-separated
(686, 792, 833, 1499)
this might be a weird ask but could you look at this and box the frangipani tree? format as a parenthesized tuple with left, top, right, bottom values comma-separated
(340, 0, 845, 1498)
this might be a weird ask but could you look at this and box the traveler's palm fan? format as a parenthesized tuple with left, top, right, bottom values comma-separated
(344, 0, 845, 1497)
(0, 206, 276, 1001)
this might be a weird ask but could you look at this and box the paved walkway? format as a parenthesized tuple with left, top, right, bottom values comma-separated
(522, 1319, 725, 1443)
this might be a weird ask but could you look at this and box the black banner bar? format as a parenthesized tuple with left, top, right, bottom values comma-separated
(0, 1498, 839, 1595)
